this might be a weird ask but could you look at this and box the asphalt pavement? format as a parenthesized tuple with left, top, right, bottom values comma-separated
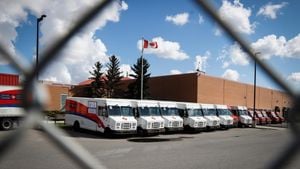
(0, 126, 298, 169)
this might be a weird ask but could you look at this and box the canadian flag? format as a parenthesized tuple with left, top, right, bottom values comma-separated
(143, 39, 158, 49)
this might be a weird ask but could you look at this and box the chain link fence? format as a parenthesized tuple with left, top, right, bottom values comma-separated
(0, 0, 299, 169)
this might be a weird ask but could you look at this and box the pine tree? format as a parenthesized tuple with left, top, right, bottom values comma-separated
(105, 55, 122, 98)
(127, 57, 151, 99)
(89, 61, 104, 97)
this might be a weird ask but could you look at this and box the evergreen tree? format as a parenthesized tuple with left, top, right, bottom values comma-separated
(105, 55, 122, 98)
(127, 57, 151, 99)
(89, 61, 104, 97)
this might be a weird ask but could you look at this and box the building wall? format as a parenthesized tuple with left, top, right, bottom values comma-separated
(149, 73, 197, 102)
(43, 83, 73, 111)
(223, 79, 247, 106)
(197, 74, 224, 104)
(0, 73, 19, 86)
(147, 73, 292, 111)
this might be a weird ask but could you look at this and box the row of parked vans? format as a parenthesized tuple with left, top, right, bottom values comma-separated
(65, 97, 260, 136)
(248, 109, 285, 125)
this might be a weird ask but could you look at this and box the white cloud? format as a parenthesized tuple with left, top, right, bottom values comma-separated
(214, 28, 222, 36)
(251, 34, 286, 60)
(251, 34, 300, 59)
(0, 0, 128, 83)
(137, 37, 189, 60)
(287, 72, 300, 82)
(219, 33, 300, 68)
(222, 69, 240, 81)
(120, 64, 133, 77)
(0, 1, 30, 64)
(198, 14, 204, 24)
(165, 12, 189, 26)
(194, 51, 210, 72)
(285, 34, 300, 57)
(257, 2, 288, 19)
(170, 69, 182, 75)
(219, 0, 255, 35)
(220, 43, 249, 68)
(222, 61, 230, 69)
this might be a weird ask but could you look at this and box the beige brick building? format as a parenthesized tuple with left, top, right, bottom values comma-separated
(146, 72, 291, 110)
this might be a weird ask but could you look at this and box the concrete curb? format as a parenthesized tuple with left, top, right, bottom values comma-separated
(255, 125, 287, 131)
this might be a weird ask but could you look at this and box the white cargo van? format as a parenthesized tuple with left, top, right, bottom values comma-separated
(158, 101, 183, 132)
(237, 106, 252, 127)
(65, 97, 137, 135)
(200, 103, 220, 129)
(131, 100, 164, 135)
(176, 102, 207, 131)
(215, 104, 234, 128)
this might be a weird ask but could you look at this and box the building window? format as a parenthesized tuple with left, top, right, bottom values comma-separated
(60, 94, 68, 111)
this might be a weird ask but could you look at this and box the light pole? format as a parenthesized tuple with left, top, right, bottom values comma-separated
(253, 52, 260, 128)
(36, 14, 46, 81)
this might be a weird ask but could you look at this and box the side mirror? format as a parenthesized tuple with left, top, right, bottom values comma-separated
(133, 108, 139, 118)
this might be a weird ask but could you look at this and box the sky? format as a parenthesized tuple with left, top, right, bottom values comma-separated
(0, 0, 299, 92)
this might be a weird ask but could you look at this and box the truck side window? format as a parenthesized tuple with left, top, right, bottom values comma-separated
(178, 109, 184, 117)
(98, 106, 107, 116)
(133, 108, 139, 117)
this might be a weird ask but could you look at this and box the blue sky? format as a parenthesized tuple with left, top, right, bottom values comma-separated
(0, 0, 299, 92)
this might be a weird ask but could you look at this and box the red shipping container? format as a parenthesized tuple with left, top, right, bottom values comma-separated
(0, 73, 19, 86)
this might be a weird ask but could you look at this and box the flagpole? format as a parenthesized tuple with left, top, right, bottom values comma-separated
(141, 38, 144, 100)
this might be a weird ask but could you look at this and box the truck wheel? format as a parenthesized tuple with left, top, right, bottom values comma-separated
(73, 121, 80, 131)
(104, 128, 112, 138)
(137, 127, 145, 137)
(1, 118, 14, 130)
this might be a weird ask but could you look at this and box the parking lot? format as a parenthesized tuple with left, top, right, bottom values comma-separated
(0, 126, 298, 169)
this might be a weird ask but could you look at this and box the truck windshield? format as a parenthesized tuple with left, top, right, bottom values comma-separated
(217, 109, 232, 116)
(107, 106, 121, 116)
(139, 107, 161, 116)
(107, 106, 134, 116)
(160, 107, 179, 116)
(202, 108, 217, 116)
(120, 106, 134, 116)
(187, 109, 202, 116)
(239, 110, 248, 116)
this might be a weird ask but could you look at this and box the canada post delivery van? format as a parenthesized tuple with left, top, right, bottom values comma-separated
(176, 102, 207, 131)
(215, 104, 234, 128)
(131, 100, 164, 135)
(200, 103, 220, 129)
(65, 97, 137, 135)
(158, 101, 183, 132)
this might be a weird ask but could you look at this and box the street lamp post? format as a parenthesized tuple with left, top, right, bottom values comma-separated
(36, 14, 46, 81)
(253, 52, 261, 128)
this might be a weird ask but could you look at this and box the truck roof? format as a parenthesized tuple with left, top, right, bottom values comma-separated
(237, 106, 247, 110)
(200, 103, 215, 109)
(215, 104, 229, 109)
(184, 102, 201, 109)
(132, 100, 159, 107)
(102, 98, 132, 107)
(158, 101, 177, 108)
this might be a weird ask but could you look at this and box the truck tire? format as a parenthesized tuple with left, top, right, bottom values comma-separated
(1, 118, 14, 130)
(137, 127, 145, 136)
(104, 128, 112, 138)
(73, 121, 80, 131)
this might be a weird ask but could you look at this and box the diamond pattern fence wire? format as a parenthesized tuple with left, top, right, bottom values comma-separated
(0, 0, 299, 169)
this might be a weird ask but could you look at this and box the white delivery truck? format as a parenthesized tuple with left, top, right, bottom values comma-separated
(158, 101, 183, 132)
(237, 106, 252, 127)
(176, 102, 207, 131)
(131, 100, 164, 135)
(65, 97, 137, 135)
(215, 104, 234, 129)
(200, 103, 220, 129)
(0, 85, 24, 130)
